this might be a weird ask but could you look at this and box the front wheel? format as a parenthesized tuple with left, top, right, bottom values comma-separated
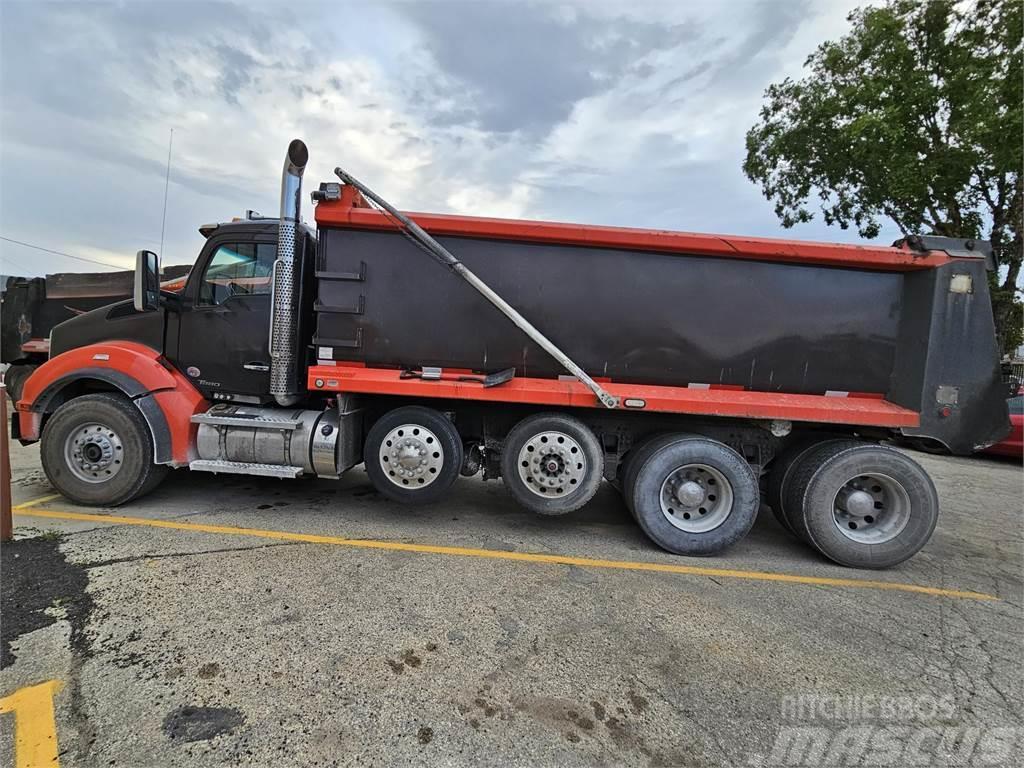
(631, 436, 759, 556)
(40, 393, 167, 506)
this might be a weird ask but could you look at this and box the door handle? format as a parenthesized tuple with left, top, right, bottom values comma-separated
(243, 362, 270, 372)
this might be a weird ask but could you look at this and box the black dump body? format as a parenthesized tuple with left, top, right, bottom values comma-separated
(313, 228, 1008, 455)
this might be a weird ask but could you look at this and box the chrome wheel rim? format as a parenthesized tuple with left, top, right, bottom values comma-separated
(64, 422, 124, 484)
(379, 424, 444, 488)
(517, 431, 587, 498)
(659, 463, 733, 533)
(832, 472, 911, 544)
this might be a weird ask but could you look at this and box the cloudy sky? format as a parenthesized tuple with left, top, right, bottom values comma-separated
(0, 0, 897, 277)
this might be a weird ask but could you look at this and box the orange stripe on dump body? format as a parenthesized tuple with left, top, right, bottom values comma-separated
(308, 364, 920, 428)
(314, 202, 953, 272)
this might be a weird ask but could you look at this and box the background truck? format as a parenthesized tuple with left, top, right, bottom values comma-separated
(10, 140, 1010, 569)
(1, 265, 190, 400)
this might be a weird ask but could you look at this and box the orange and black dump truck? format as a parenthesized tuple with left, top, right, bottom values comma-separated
(9, 140, 1010, 568)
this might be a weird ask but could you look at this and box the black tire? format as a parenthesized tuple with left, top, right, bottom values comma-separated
(905, 437, 950, 456)
(789, 442, 939, 569)
(137, 460, 171, 499)
(767, 437, 854, 539)
(781, 439, 862, 543)
(500, 412, 603, 515)
(620, 433, 687, 517)
(631, 436, 759, 556)
(2, 365, 34, 403)
(765, 441, 810, 535)
(364, 406, 463, 505)
(40, 393, 165, 506)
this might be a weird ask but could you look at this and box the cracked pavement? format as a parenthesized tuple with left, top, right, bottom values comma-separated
(1, 440, 1021, 767)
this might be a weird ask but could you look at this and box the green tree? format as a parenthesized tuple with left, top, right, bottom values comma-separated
(744, 0, 1022, 354)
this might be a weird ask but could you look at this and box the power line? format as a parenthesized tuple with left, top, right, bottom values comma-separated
(0, 235, 126, 269)
(0, 251, 36, 276)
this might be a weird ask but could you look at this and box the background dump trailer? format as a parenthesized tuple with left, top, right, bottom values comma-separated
(1, 266, 191, 400)
(12, 140, 1010, 569)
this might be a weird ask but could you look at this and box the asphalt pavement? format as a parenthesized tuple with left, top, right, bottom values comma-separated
(2, 440, 1021, 767)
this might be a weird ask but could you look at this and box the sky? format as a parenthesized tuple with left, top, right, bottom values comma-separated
(0, 0, 898, 277)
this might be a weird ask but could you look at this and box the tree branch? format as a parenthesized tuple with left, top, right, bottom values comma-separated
(924, 202, 948, 234)
(973, 166, 999, 214)
(1003, 260, 1021, 294)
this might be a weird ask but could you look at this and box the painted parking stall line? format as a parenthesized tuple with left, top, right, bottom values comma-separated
(0, 680, 63, 768)
(14, 507, 998, 602)
(12, 494, 63, 510)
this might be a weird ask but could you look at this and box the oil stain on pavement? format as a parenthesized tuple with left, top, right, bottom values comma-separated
(1, 535, 93, 668)
(163, 705, 246, 742)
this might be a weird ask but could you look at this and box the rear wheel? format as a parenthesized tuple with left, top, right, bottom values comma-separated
(620, 433, 684, 518)
(789, 443, 939, 569)
(500, 412, 603, 515)
(631, 436, 759, 556)
(364, 406, 463, 505)
(41, 393, 166, 506)
(767, 437, 853, 540)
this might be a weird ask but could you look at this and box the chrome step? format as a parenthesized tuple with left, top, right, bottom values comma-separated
(189, 460, 303, 478)
(191, 413, 302, 430)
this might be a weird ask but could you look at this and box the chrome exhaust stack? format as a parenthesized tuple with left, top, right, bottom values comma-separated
(269, 139, 309, 406)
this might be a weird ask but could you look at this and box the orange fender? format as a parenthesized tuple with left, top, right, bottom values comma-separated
(16, 341, 207, 466)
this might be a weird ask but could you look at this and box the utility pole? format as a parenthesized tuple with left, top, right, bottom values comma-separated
(1, 383, 12, 542)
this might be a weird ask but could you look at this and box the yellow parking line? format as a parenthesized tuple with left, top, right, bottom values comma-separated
(15, 507, 998, 602)
(13, 493, 62, 510)
(0, 680, 63, 768)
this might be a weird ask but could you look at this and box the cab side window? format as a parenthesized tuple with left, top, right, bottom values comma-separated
(198, 243, 277, 306)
